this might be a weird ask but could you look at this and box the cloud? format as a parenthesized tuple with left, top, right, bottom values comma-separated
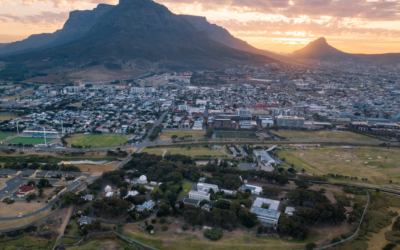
(158, 0, 400, 21)
(214, 18, 400, 39)
(0, 10, 69, 27)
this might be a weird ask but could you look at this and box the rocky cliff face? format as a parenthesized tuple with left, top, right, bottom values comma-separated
(5, 0, 273, 70)
(181, 15, 287, 62)
(0, 4, 114, 56)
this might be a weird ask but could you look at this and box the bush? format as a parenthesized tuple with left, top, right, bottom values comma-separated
(7, 200, 15, 204)
(151, 219, 156, 224)
(305, 243, 317, 250)
(334, 194, 351, 207)
(146, 225, 154, 231)
(204, 229, 223, 240)
(162, 226, 168, 231)
(383, 243, 397, 250)
(393, 217, 400, 231)
(159, 217, 166, 223)
(330, 237, 341, 243)
(182, 224, 188, 231)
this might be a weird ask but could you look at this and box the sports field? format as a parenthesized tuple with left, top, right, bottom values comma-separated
(276, 147, 400, 186)
(159, 130, 205, 140)
(0, 113, 18, 121)
(68, 134, 128, 147)
(0, 133, 15, 140)
(273, 130, 379, 141)
(142, 146, 224, 157)
(7, 137, 55, 145)
(216, 131, 256, 139)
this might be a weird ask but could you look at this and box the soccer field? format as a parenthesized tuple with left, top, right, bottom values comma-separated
(216, 132, 256, 139)
(7, 137, 55, 145)
(68, 134, 128, 147)
(0, 133, 15, 140)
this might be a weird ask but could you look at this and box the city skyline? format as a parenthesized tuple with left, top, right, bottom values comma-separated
(1, 0, 400, 54)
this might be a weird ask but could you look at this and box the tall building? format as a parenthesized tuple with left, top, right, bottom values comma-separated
(276, 116, 305, 127)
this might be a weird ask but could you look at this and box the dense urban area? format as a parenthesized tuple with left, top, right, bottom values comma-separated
(0, 63, 399, 250)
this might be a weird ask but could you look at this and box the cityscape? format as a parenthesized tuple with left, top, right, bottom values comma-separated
(0, 0, 400, 250)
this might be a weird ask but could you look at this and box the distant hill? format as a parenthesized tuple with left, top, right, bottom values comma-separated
(293, 37, 400, 65)
(2, 0, 274, 73)
(292, 37, 353, 59)
(0, 4, 114, 56)
(0, 43, 8, 49)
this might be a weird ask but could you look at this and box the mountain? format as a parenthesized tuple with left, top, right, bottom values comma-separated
(353, 53, 400, 65)
(3, 0, 274, 72)
(0, 43, 8, 49)
(292, 37, 352, 59)
(181, 15, 287, 62)
(0, 4, 114, 56)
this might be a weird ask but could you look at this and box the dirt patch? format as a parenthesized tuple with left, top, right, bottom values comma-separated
(367, 207, 400, 250)
(162, 149, 168, 157)
(309, 222, 356, 245)
(0, 201, 47, 217)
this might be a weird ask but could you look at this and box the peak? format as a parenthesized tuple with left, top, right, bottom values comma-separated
(313, 37, 327, 44)
(119, 0, 147, 5)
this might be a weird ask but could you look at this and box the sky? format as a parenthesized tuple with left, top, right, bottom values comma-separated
(0, 0, 400, 54)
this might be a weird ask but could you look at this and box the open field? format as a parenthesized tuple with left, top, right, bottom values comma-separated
(0, 201, 47, 217)
(276, 147, 400, 186)
(7, 137, 56, 145)
(273, 130, 380, 141)
(77, 162, 120, 172)
(67, 134, 128, 147)
(159, 130, 206, 140)
(151, 180, 193, 196)
(142, 147, 224, 157)
(66, 238, 128, 250)
(0, 133, 15, 140)
(1, 92, 33, 101)
(0, 154, 118, 164)
(216, 131, 256, 139)
(0, 113, 18, 121)
(0, 235, 54, 250)
(0, 206, 52, 229)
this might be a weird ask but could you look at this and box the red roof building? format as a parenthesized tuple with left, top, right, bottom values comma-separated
(17, 186, 36, 197)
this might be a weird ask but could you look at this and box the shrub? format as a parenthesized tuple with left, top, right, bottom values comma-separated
(383, 243, 397, 250)
(393, 217, 400, 231)
(330, 237, 341, 243)
(7, 200, 15, 204)
(146, 225, 154, 231)
(162, 226, 168, 231)
(182, 224, 188, 231)
(305, 243, 317, 250)
(160, 217, 166, 223)
(151, 219, 156, 224)
(204, 229, 223, 240)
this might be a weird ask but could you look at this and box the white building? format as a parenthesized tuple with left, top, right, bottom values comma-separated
(250, 197, 281, 228)
(189, 190, 210, 201)
(241, 184, 262, 195)
(105, 185, 112, 192)
(276, 116, 305, 127)
(197, 183, 218, 193)
(131, 87, 145, 93)
(105, 192, 113, 198)
(131, 175, 148, 185)
(124, 190, 139, 199)
(253, 150, 276, 171)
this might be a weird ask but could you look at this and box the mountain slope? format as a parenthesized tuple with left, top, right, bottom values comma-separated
(181, 15, 287, 62)
(292, 37, 352, 59)
(0, 43, 8, 49)
(353, 53, 400, 65)
(4, 0, 274, 70)
(0, 4, 114, 56)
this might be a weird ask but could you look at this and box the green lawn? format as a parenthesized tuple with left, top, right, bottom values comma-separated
(7, 137, 55, 145)
(151, 180, 193, 196)
(66, 239, 127, 250)
(159, 130, 205, 140)
(68, 134, 128, 147)
(0, 133, 15, 140)
(0, 235, 54, 250)
(216, 132, 256, 139)
(142, 147, 224, 157)
(273, 131, 380, 141)
(276, 147, 400, 187)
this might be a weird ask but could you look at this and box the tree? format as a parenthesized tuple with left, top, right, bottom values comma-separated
(262, 187, 282, 197)
(305, 243, 317, 250)
(27, 180, 36, 186)
(181, 224, 188, 231)
(204, 229, 223, 240)
(120, 187, 128, 198)
(257, 226, 264, 234)
(162, 226, 168, 231)
(294, 180, 310, 189)
(171, 135, 178, 141)
(145, 225, 154, 231)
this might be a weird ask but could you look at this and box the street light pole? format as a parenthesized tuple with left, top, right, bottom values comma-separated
(16, 121, 19, 136)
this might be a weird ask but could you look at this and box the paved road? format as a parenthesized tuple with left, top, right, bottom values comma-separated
(0, 177, 87, 221)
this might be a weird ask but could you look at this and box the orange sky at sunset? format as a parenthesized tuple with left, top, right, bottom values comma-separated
(1, 0, 400, 54)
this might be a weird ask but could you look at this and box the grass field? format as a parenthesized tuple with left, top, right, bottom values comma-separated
(66, 239, 127, 250)
(273, 131, 380, 141)
(0, 133, 14, 140)
(0, 235, 54, 250)
(7, 137, 56, 145)
(216, 132, 256, 139)
(0, 201, 47, 217)
(0, 113, 17, 121)
(159, 130, 206, 140)
(68, 134, 128, 147)
(276, 147, 400, 186)
(142, 147, 224, 157)
(151, 180, 193, 196)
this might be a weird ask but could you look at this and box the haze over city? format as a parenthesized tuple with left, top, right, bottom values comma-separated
(1, 0, 400, 53)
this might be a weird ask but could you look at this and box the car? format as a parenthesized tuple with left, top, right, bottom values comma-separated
(18, 215, 22, 218)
